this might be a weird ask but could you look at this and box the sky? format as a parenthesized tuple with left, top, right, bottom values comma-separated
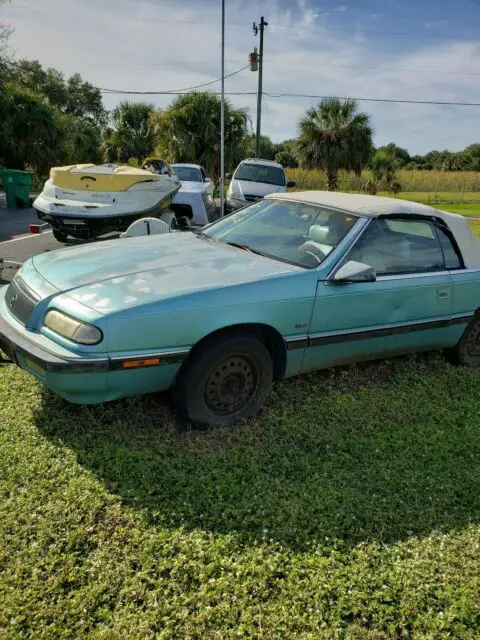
(2, 0, 480, 154)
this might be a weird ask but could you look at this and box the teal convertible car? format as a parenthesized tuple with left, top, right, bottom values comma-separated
(1, 192, 479, 426)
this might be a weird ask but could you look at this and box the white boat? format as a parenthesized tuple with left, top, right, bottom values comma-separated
(33, 160, 180, 242)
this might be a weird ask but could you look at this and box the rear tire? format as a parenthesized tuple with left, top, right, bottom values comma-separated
(172, 333, 273, 428)
(445, 314, 480, 368)
(52, 229, 68, 243)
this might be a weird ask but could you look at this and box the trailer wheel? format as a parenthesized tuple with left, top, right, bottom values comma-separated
(52, 230, 68, 243)
(158, 211, 177, 230)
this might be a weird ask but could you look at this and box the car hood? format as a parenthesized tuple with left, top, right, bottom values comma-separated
(230, 180, 286, 198)
(32, 232, 297, 314)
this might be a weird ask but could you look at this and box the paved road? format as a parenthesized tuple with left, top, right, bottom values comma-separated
(0, 203, 61, 282)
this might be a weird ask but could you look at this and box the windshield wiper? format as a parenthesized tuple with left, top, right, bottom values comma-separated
(224, 241, 267, 257)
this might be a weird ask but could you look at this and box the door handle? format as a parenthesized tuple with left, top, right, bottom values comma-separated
(437, 287, 450, 299)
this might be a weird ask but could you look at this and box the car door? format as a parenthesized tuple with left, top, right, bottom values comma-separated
(301, 216, 457, 373)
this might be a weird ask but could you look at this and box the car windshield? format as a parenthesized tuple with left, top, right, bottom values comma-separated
(234, 163, 286, 186)
(203, 199, 358, 269)
(173, 166, 202, 182)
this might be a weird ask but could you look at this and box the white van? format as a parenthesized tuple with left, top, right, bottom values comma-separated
(226, 158, 295, 213)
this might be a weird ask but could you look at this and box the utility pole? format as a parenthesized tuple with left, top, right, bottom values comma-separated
(253, 16, 268, 158)
(220, 0, 225, 216)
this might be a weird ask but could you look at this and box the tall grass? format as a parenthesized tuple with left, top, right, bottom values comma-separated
(286, 169, 480, 193)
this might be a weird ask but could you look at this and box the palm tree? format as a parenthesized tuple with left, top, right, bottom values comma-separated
(370, 151, 396, 186)
(297, 97, 373, 191)
(370, 150, 401, 194)
(101, 102, 157, 164)
(157, 92, 249, 183)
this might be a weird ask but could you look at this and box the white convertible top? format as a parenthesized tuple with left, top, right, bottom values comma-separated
(267, 191, 480, 268)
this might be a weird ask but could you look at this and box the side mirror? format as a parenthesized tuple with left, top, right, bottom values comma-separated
(205, 177, 212, 182)
(331, 260, 376, 284)
(287, 181, 296, 188)
(225, 173, 232, 180)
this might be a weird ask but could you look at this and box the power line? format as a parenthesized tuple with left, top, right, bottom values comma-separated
(100, 65, 249, 95)
(262, 93, 480, 107)
(99, 87, 480, 107)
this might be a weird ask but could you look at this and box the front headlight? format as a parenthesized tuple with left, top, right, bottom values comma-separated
(44, 310, 103, 345)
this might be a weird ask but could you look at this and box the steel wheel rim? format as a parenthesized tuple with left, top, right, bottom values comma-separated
(204, 354, 259, 415)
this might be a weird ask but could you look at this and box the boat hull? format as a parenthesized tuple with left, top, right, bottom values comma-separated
(33, 177, 180, 240)
(34, 195, 177, 240)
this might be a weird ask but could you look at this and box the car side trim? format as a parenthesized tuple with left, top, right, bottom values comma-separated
(285, 313, 473, 351)
(284, 335, 309, 350)
(308, 313, 473, 347)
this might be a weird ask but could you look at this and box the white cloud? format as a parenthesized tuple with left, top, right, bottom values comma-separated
(2, 0, 480, 153)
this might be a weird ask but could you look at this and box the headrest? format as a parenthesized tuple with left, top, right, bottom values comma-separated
(309, 224, 330, 243)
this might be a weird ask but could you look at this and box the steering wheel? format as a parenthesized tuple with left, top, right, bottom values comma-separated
(297, 241, 326, 264)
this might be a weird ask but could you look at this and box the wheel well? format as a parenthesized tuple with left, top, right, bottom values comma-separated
(182, 324, 287, 381)
(170, 203, 193, 219)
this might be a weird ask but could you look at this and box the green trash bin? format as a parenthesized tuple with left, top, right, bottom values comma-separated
(0, 169, 33, 209)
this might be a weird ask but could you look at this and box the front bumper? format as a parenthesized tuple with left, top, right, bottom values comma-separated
(0, 309, 109, 374)
(0, 308, 111, 404)
(226, 196, 262, 212)
(226, 196, 247, 212)
(0, 292, 189, 404)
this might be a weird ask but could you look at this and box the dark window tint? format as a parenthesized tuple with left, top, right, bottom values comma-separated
(234, 163, 286, 186)
(348, 218, 446, 275)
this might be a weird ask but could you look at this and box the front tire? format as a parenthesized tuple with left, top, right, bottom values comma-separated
(172, 333, 273, 427)
(445, 314, 480, 368)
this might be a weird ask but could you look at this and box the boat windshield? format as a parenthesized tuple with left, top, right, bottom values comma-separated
(203, 199, 358, 269)
(173, 167, 202, 182)
(234, 163, 286, 186)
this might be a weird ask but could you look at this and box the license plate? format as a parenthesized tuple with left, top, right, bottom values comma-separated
(93, 193, 115, 201)
(56, 189, 114, 202)
(62, 219, 86, 225)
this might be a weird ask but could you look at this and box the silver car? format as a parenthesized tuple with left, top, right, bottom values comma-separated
(171, 164, 216, 226)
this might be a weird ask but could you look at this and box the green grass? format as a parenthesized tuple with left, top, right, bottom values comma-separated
(469, 220, 480, 238)
(287, 189, 480, 219)
(1, 355, 480, 638)
(376, 193, 480, 218)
